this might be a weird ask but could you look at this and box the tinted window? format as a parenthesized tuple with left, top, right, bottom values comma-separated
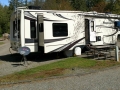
(53, 23, 68, 37)
(30, 20, 36, 38)
(91, 21, 94, 31)
(96, 36, 101, 41)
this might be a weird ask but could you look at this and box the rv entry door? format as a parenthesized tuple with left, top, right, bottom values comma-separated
(85, 19, 96, 44)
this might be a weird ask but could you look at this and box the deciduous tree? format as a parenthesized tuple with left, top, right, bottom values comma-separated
(43, 0, 73, 10)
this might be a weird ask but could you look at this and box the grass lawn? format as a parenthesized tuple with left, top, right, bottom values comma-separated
(0, 57, 120, 83)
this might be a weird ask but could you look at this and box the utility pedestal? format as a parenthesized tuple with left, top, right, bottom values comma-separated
(115, 45, 119, 62)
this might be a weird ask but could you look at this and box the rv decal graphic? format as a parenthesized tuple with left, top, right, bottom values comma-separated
(44, 37, 70, 43)
(96, 25, 118, 37)
(51, 37, 85, 52)
(85, 15, 120, 19)
(51, 42, 72, 52)
(63, 37, 85, 51)
(104, 28, 118, 37)
(43, 17, 69, 21)
(43, 19, 63, 22)
(96, 25, 115, 29)
(55, 14, 72, 20)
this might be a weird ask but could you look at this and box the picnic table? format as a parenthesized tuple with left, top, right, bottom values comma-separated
(86, 45, 115, 59)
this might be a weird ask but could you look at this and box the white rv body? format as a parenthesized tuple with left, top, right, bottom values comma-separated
(10, 7, 85, 55)
(85, 13, 120, 46)
(40, 13, 85, 53)
(10, 7, 120, 55)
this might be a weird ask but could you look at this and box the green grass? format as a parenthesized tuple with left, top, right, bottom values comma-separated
(17, 57, 97, 75)
(0, 57, 120, 82)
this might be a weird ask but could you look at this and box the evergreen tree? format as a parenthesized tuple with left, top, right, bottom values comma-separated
(43, 0, 73, 10)
(91, 0, 107, 12)
(0, 4, 9, 35)
(111, 0, 120, 14)
(70, 0, 88, 11)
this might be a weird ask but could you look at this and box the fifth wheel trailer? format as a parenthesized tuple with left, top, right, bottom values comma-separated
(10, 6, 120, 57)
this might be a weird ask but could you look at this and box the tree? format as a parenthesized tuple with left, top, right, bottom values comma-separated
(70, 0, 88, 11)
(9, 0, 28, 9)
(56, 0, 73, 10)
(42, 0, 57, 10)
(0, 4, 10, 35)
(43, 0, 73, 10)
(91, 0, 107, 12)
(104, 0, 120, 14)
(28, 0, 44, 8)
(111, 0, 120, 14)
(105, 0, 115, 13)
(86, 0, 109, 11)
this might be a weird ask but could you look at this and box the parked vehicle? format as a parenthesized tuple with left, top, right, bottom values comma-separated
(10, 6, 120, 57)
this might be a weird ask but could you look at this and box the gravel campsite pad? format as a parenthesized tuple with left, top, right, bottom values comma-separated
(0, 40, 63, 76)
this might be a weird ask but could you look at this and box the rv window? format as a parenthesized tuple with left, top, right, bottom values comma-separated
(13, 20, 20, 38)
(39, 23, 44, 32)
(30, 20, 36, 38)
(96, 36, 101, 41)
(53, 23, 68, 37)
(91, 21, 94, 31)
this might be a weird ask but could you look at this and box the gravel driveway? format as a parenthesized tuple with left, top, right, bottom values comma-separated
(0, 40, 64, 76)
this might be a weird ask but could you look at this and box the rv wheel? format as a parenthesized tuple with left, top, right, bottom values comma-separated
(64, 50, 73, 57)
(74, 47, 81, 56)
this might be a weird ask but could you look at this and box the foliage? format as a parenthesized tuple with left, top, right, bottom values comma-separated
(91, 0, 107, 12)
(0, 0, 120, 36)
(71, 0, 88, 11)
(43, 0, 73, 10)
(112, 0, 120, 14)
(0, 4, 10, 35)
